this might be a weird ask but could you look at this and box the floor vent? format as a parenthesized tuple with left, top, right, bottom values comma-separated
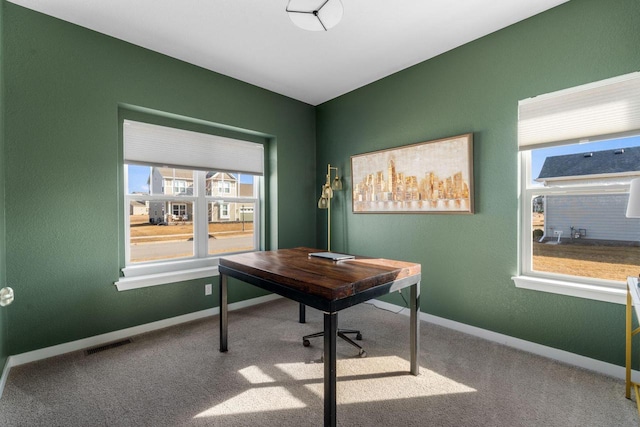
(85, 339, 132, 356)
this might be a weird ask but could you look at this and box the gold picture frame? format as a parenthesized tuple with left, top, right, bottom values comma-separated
(351, 133, 474, 214)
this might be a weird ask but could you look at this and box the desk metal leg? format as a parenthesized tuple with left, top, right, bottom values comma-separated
(324, 312, 337, 427)
(410, 281, 420, 375)
(220, 274, 228, 352)
(299, 303, 306, 323)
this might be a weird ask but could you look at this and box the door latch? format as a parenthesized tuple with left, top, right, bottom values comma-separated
(0, 287, 14, 306)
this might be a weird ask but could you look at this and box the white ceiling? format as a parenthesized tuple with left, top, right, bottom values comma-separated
(9, 0, 569, 106)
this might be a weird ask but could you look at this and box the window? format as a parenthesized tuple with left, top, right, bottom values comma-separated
(240, 206, 254, 214)
(172, 203, 188, 218)
(515, 72, 640, 303)
(219, 203, 230, 219)
(218, 181, 231, 194)
(173, 180, 188, 195)
(118, 119, 264, 290)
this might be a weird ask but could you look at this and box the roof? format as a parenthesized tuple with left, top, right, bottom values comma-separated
(156, 168, 193, 180)
(536, 146, 640, 180)
(206, 172, 237, 182)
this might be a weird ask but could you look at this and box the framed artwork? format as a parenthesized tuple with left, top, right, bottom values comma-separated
(351, 133, 474, 214)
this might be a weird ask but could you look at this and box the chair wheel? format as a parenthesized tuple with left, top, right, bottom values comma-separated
(359, 350, 367, 358)
(356, 333, 362, 340)
(303, 339, 311, 347)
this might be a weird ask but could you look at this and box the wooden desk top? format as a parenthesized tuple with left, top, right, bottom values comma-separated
(219, 247, 421, 302)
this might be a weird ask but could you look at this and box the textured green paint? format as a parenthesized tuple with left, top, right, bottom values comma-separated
(316, 0, 640, 366)
(3, 3, 316, 355)
(0, 0, 8, 372)
(3, 0, 639, 369)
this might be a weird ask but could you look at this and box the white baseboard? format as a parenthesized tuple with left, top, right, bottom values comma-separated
(0, 359, 10, 400)
(9, 293, 281, 367)
(1, 295, 635, 399)
(367, 299, 639, 383)
(0, 292, 282, 399)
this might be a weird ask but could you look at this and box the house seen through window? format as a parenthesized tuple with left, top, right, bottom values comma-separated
(525, 137, 640, 283)
(123, 120, 263, 268)
(126, 167, 258, 263)
(516, 72, 640, 300)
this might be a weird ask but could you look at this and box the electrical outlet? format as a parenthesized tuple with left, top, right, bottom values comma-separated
(205, 284, 212, 295)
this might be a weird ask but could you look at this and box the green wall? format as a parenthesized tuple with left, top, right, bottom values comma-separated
(2, 0, 639, 369)
(316, 0, 640, 365)
(3, 2, 316, 355)
(0, 0, 7, 373)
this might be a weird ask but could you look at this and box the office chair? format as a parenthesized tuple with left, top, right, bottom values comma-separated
(303, 328, 366, 357)
(300, 303, 367, 357)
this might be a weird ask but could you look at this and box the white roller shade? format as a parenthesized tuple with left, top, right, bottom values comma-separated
(124, 120, 264, 175)
(518, 71, 640, 150)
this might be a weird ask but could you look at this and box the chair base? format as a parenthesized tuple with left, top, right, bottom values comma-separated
(303, 328, 366, 357)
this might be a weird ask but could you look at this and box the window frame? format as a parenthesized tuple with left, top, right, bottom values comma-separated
(116, 117, 266, 291)
(173, 180, 188, 195)
(122, 168, 261, 268)
(218, 181, 231, 194)
(514, 147, 636, 305)
(172, 203, 188, 218)
(513, 72, 640, 304)
(219, 202, 230, 219)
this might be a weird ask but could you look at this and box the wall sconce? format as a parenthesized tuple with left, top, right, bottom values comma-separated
(317, 164, 343, 250)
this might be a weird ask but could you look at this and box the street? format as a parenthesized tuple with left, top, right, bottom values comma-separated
(130, 235, 253, 262)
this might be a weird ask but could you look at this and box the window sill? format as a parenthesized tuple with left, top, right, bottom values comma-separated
(115, 266, 219, 291)
(512, 275, 626, 305)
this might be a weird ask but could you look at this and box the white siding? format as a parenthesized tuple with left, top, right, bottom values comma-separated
(148, 201, 165, 224)
(545, 194, 640, 242)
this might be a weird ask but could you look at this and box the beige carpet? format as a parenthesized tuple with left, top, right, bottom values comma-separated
(0, 298, 636, 426)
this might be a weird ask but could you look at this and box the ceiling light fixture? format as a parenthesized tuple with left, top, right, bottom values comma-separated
(286, 0, 343, 32)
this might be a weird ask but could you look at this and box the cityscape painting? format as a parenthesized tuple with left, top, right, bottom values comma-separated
(351, 133, 474, 214)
